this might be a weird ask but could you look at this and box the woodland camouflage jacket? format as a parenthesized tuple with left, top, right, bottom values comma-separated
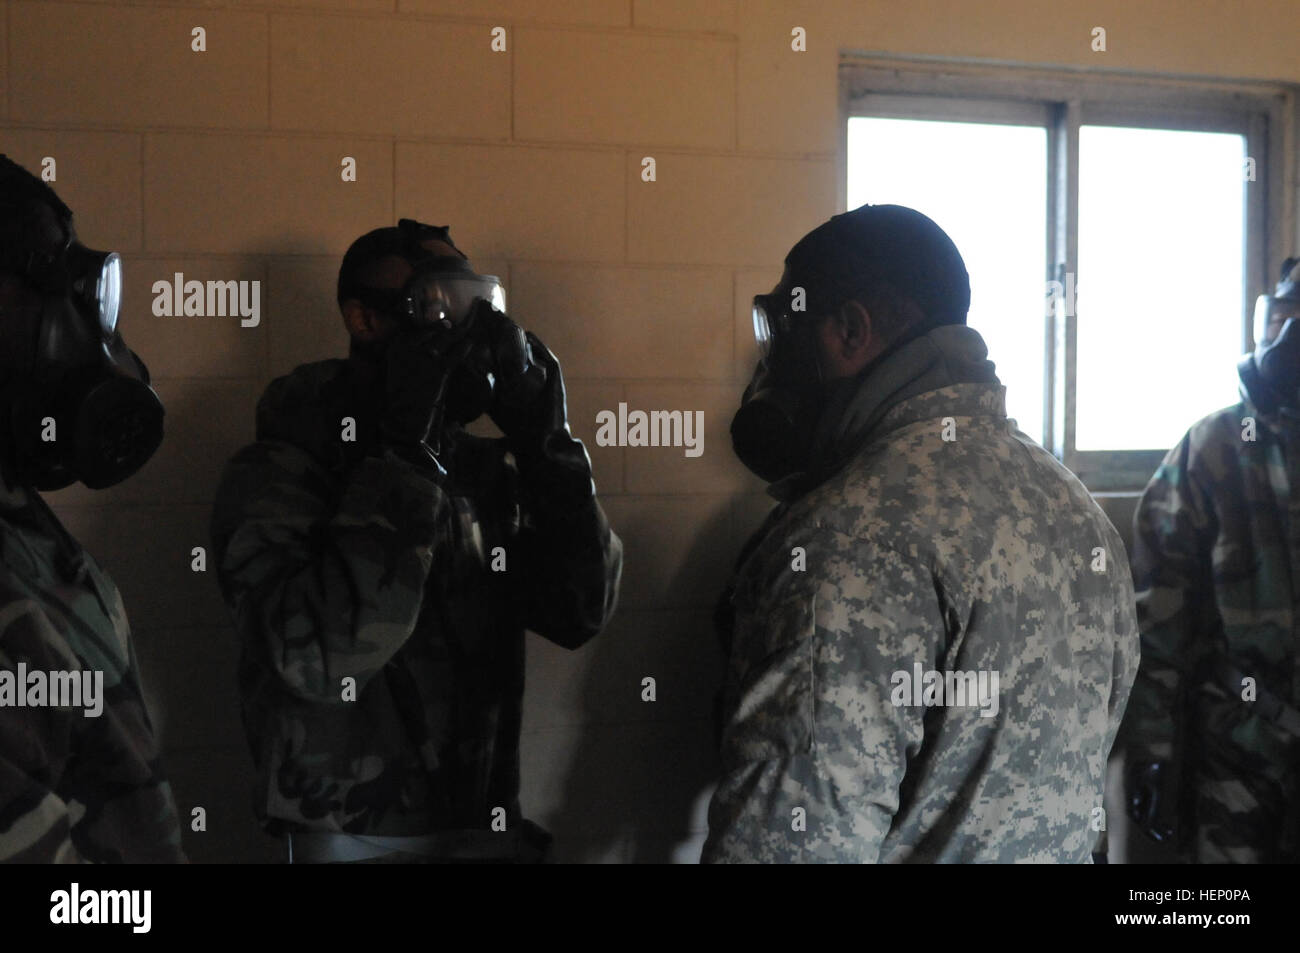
(1124, 392, 1300, 862)
(211, 357, 621, 838)
(0, 467, 184, 862)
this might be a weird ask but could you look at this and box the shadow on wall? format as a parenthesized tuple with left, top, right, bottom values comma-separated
(46, 251, 344, 863)
(543, 503, 735, 863)
(167, 254, 337, 864)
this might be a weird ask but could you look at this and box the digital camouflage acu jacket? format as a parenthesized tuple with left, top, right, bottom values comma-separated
(704, 325, 1139, 863)
(210, 357, 621, 838)
(0, 467, 185, 863)
(1124, 391, 1300, 862)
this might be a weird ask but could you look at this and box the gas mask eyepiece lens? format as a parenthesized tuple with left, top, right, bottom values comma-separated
(96, 252, 121, 334)
(407, 273, 506, 327)
(65, 244, 121, 333)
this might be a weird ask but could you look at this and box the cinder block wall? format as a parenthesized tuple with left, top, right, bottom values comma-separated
(6, 0, 1297, 862)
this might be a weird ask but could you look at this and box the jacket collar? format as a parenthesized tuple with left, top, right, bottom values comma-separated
(770, 324, 1004, 501)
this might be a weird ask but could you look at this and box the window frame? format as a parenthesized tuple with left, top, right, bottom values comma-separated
(839, 57, 1295, 492)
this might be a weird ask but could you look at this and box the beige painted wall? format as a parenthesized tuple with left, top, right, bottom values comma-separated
(5, 0, 1293, 862)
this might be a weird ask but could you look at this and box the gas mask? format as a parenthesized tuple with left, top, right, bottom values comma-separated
(352, 219, 543, 425)
(732, 205, 970, 483)
(733, 277, 943, 484)
(1241, 257, 1300, 413)
(730, 283, 827, 483)
(0, 198, 163, 491)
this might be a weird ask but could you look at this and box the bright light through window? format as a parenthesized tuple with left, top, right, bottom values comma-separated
(1076, 126, 1245, 450)
(847, 117, 1048, 443)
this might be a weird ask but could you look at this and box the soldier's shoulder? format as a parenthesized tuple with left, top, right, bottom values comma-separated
(1190, 400, 1247, 431)
(812, 425, 955, 532)
(253, 359, 351, 447)
(212, 363, 351, 536)
(1183, 401, 1247, 448)
(1156, 401, 1250, 487)
(257, 359, 349, 419)
(781, 466, 914, 573)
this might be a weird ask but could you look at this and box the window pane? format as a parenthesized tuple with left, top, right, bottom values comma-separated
(847, 116, 1048, 443)
(1076, 125, 1245, 451)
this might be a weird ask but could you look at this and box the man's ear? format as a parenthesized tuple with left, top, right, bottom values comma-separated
(836, 299, 875, 362)
(815, 299, 880, 379)
(341, 299, 385, 343)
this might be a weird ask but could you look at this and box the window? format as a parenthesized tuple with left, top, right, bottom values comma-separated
(848, 113, 1048, 443)
(840, 61, 1288, 490)
(1075, 126, 1245, 451)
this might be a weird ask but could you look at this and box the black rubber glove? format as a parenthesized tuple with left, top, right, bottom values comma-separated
(380, 325, 452, 475)
(487, 327, 594, 505)
(463, 299, 548, 418)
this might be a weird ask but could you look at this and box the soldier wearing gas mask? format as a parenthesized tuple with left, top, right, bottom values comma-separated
(0, 156, 183, 862)
(1123, 258, 1300, 863)
(704, 204, 1138, 863)
(210, 219, 622, 862)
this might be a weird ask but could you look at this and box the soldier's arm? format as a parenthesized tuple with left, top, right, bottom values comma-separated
(210, 440, 448, 702)
(701, 538, 936, 863)
(1122, 433, 1214, 840)
(514, 480, 623, 650)
(0, 595, 85, 863)
(1126, 434, 1214, 758)
(491, 328, 623, 649)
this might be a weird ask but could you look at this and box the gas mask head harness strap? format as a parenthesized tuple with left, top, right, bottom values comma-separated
(1241, 256, 1300, 415)
(0, 155, 163, 491)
